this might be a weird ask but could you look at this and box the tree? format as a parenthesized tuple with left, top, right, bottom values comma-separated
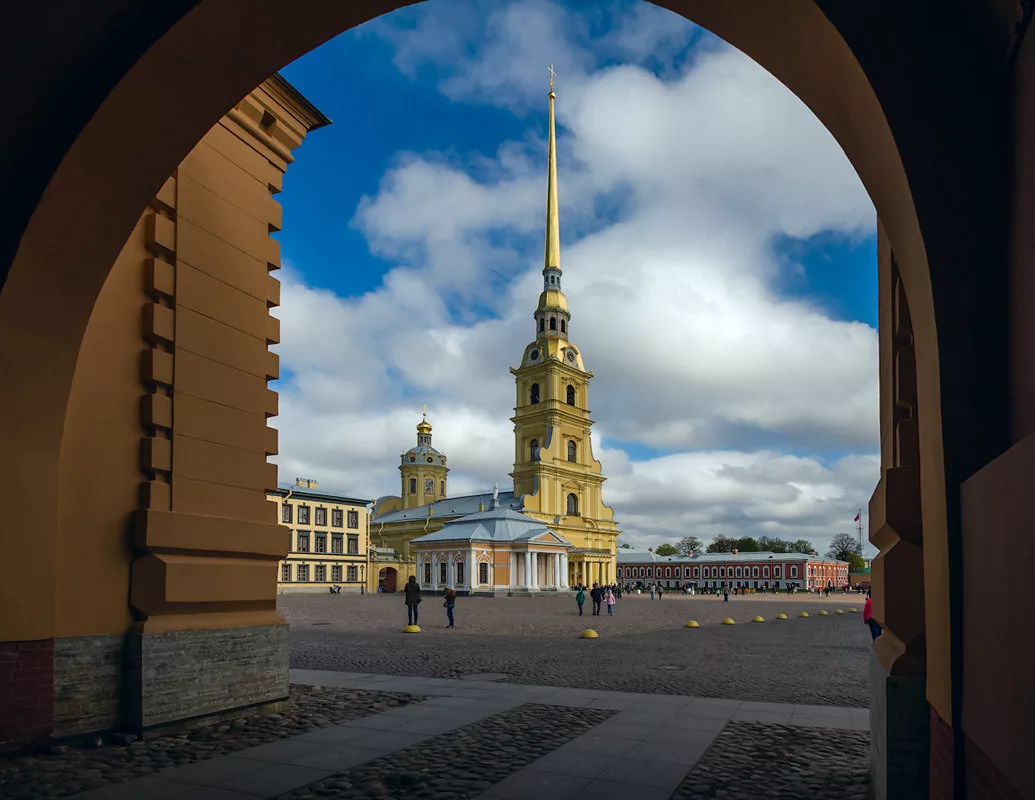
(655, 543, 679, 556)
(758, 536, 789, 553)
(733, 537, 760, 552)
(620, 543, 631, 549)
(707, 535, 735, 553)
(827, 533, 863, 561)
(788, 539, 815, 554)
(845, 552, 866, 572)
(677, 536, 703, 556)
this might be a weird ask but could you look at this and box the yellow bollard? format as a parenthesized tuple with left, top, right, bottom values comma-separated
(818, 610, 829, 616)
(835, 609, 844, 615)
(799, 611, 810, 618)
(404, 625, 421, 633)
(752, 616, 765, 623)
(722, 618, 736, 625)
(581, 629, 599, 639)
(684, 620, 700, 628)
(776, 613, 788, 620)
(848, 607, 858, 613)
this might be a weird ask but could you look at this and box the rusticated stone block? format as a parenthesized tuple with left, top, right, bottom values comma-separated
(53, 634, 125, 737)
(124, 623, 288, 731)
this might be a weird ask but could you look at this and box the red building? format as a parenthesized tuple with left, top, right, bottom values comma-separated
(616, 549, 849, 591)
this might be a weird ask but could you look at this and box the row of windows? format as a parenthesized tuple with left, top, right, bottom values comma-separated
(537, 317, 567, 333)
(282, 504, 360, 528)
(528, 439, 579, 463)
(282, 563, 358, 583)
(291, 532, 360, 555)
(617, 565, 799, 579)
(407, 477, 446, 494)
(530, 384, 577, 406)
(422, 561, 491, 585)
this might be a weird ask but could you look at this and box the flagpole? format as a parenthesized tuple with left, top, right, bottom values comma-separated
(857, 508, 863, 552)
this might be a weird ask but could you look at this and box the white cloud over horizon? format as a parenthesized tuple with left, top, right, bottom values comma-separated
(272, 0, 880, 554)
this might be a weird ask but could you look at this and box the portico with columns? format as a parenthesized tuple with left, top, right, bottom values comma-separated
(411, 490, 572, 595)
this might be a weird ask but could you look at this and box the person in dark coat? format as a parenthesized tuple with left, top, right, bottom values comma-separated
(404, 575, 421, 625)
(590, 583, 602, 616)
(443, 587, 456, 628)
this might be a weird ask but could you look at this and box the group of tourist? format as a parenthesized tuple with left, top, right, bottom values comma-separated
(573, 583, 621, 616)
(402, 575, 456, 629)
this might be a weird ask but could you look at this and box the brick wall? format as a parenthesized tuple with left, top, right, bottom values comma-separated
(0, 639, 54, 748)
(930, 706, 954, 800)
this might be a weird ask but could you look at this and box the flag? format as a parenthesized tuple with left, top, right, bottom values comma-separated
(853, 513, 861, 522)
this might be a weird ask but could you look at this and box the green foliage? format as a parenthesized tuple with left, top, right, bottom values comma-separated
(789, 539, 816, 554)
(706, 535, 735, 553)
(757, 536, 789, 553)
(655, 543, 679, 556)
(827, 533, 863, 561)
(845, 552, 866, 572)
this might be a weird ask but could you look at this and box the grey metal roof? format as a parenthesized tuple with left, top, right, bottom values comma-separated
(402, 445, 444, 457)
(269, 487, 372, 506)
(410, 506, 571, 546)
(617, 550, 845, 565)
(372, 490, 524, 524)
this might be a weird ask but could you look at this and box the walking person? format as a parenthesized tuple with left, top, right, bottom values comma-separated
(863, 590, 881, 640)
(605, 587, 616, 616)
(649, 584, 655, 600)
(443, 587, 456, 628)
(404, 575, 421, 626)
(590, 583, 602, 616)
(723, 587, 729, 603)
(576, 585, 586, 616)
(657, 585, 664, 599)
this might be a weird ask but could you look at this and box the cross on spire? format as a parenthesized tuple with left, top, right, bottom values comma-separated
(548, 64, 556, 92)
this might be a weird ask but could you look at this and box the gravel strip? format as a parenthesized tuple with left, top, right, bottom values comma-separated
(0, 686, 421, 800)
(669, 721, 870, 800)
(279, 703, 615, 800)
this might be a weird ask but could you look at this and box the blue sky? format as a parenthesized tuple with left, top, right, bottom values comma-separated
(270, 0, 879, 554)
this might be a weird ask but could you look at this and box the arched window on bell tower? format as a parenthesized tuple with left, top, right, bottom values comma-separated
(566, 493, 579, 516)
(530, 383, 540, 404)
(567, 441, 577, 462)
(538, 318, 544, 332)
(530, 439, 539, 461)
(566, 384, 575, 405)
(549, 318, 557, 331)
(409, 478, 417, 493)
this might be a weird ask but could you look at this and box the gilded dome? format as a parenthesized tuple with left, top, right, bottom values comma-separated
(416, 416, 432, 435)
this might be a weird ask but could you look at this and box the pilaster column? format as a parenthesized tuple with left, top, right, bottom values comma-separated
(431, 554, 438, 592)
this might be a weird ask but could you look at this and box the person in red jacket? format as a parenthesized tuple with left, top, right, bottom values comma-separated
(863, 590, 881, 640)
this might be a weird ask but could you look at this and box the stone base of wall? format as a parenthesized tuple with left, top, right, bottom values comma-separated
(279, 586, 364, 595)
(0, 639, 54, 749)
(53, 634, 126, 738)
(870, 650, 930, 800)
(930, 706, 954, 799)
(125, 623, 289, 733)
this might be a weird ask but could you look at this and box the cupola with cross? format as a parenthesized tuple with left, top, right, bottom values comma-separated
(400, 407, 449, 509)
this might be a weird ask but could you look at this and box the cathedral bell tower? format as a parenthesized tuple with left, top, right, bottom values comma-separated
(400, 410, 448, 509)
(508, 71, 619, 587)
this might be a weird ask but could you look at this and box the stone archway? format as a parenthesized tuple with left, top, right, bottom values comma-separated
(0, 3, 1025, 796)
(379, 567, 399, 594)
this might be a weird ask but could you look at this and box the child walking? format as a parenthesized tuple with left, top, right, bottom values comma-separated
(605, 587, 616, 616)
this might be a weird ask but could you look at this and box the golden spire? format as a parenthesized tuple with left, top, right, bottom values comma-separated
(544, 65, 560, 271)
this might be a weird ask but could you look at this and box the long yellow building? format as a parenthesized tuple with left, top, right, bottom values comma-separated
(370, 80, 621, 593)
(268, 479, 372, 594)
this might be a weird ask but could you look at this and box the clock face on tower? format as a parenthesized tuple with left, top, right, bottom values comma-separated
(529, 349, 539, 362)
(565, 349, 577, 364)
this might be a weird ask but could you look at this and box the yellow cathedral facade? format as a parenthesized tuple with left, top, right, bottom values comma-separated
(369, 79, 620, 594)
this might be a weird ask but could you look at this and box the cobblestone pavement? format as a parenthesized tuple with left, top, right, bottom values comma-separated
(669, 721, 871, 800)
(285, 593, 870, 707)
(0, 687, 421, 800)
(279, 704, 614, 800)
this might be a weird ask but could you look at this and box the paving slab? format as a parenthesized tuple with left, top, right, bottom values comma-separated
(214, 762, 333, 796)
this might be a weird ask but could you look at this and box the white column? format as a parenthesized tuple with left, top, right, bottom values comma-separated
(530, 551, 538, 589)
(524, 552, 531, 588)
(469, 547, 476, 590)
(509, 550, 514, 589)
(553, 553, 560, 588)
(431, 554, 438, 591)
